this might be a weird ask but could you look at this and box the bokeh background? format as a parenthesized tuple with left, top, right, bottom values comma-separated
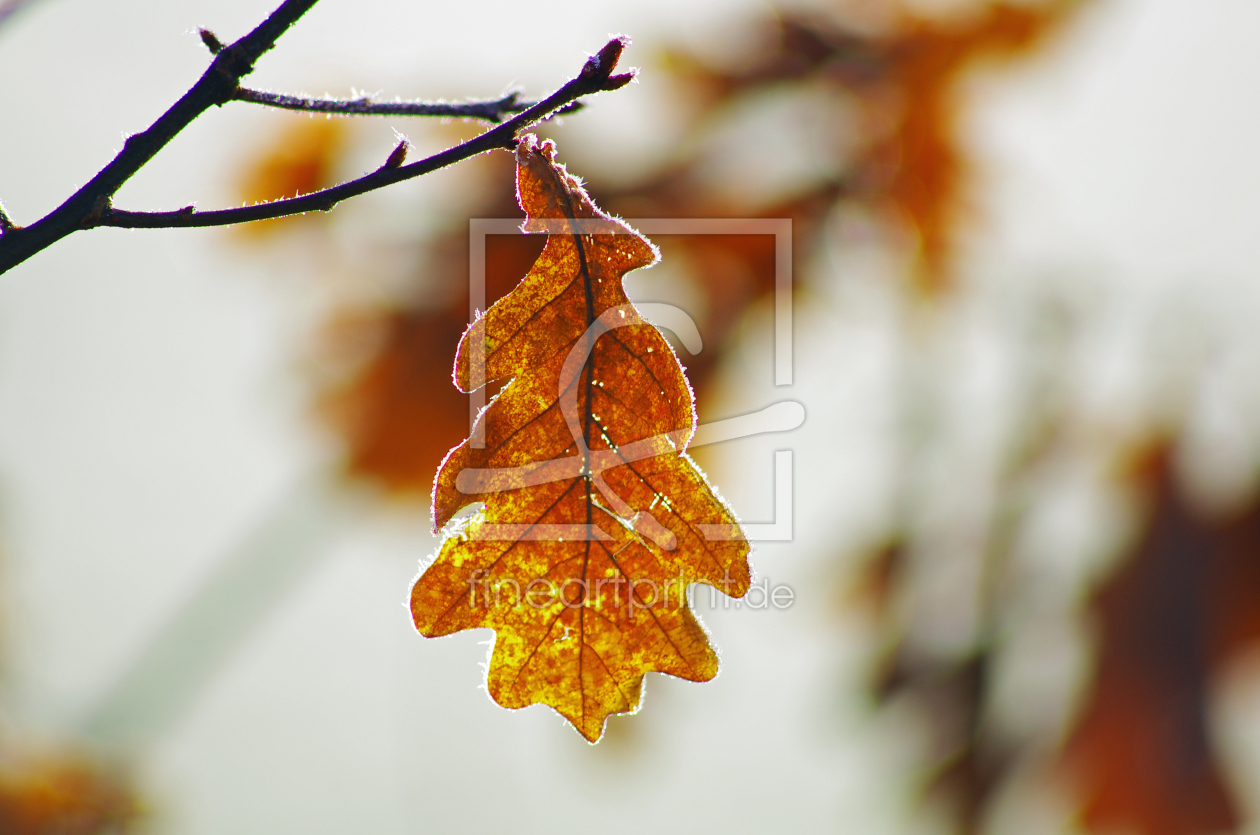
(3, 0, 1260, 832)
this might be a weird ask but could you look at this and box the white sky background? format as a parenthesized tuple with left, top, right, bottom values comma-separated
(3, 0, 1260, 833)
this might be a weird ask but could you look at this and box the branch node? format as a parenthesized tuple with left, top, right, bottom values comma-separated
(81, 194, 112, 229)
(212, 43, 258, 91)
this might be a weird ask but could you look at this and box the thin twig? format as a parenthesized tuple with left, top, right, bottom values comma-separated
(232, 87, 558, 123)
(99, 38, 633, 230)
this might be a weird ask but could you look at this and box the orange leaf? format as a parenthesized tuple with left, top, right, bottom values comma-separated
(0, 755, 137, 835)
(1063, 446, 1260, 835)
(410, 136, 751, 742)
(235, 118, 345, 237)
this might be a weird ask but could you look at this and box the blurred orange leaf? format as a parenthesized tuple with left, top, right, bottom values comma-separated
(410, 136, 750, 742)
(1065, 446, 1260, 835)
(322, 197, 546, 494)
(666, 3, 1077, 293)
(0, 755, 137, 835)
(235, 118, 345, 236)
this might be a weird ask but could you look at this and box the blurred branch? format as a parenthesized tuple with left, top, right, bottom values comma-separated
(0, 200, 13, 235)
(0, 0, 633, 275)
(232, 87, 583, 123)
(80, 474, 351, 748)
(0, 0, 37, 31)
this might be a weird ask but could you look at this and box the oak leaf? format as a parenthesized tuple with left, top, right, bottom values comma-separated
(410, 136, 751, 742)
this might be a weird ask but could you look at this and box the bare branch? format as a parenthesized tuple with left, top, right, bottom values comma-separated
(0, 7, 632, 275)
(0, 200, 14, 235)
(231, 87, 549, 123)
(97, 38, 634, 230)
(0, 0, 322, 274)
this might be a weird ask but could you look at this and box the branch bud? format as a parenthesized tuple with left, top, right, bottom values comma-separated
(580, 37, 629, 81)
(384, 138, 410, 169)
(199, 28, 224, 55)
